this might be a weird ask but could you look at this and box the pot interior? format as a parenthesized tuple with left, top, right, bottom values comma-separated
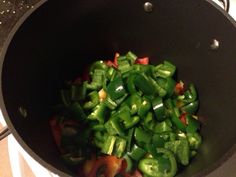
(1, 0, 236, 176)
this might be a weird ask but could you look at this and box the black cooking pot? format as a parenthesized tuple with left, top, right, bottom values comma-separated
(0, 0, 236, 176)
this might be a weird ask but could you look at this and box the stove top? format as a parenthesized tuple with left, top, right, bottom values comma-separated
(0, 0, 236, 177)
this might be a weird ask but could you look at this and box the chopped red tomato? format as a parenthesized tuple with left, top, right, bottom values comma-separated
(175, 81, 184, 95)
(118, 159, 143, 177)
(180, 113, 187, 126)
(119, 170, 143, 177)
(135, 57, 149, 65)
(84, 155, 122, 177)
(106, 60, 118, 68)
(49, 117, 62, 149)
(113, 52, 120, 66)
(49, 117, 79, 151)
(83, 155, 96, 177)
(105, 53, 120, 68)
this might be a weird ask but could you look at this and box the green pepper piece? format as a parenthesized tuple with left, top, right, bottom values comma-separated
(183, 84, 197, 103)
(134, 73, 155, 95)
(165, 77, 176, 97)
(187, 132, 202, 150)
(89, 60, 108, 75)
(154, 60, 176, 78)
(142, 112, 156, 131)
(148, 77, 167, 97)
(152, 134, 166, 148)
(60, 89, 71, 106)
(101, 135, 116, 155)
(87, 103, 107, 124)
(165, 139, 190, 166)
(164, 98, 174, 110)
(126, 94, 142, 115)
(138, 96, 152, 118)
(126, 51, 137, 65)
(106, 67, 117, 81)
(70, 82, 87, 101)
(128, 144, 146, 161)
(83, 91, 99, 110)
(171, 114, 186, 132)
(69, 102, 87, 121)
(186, 115, 200, 133)
(107, 76, 127, 100)
(61, 153, 84, 166)
(124, 116, 140, 129)
(92, 124, 105, 131)
(134, 127, 152, 144)
(138, 148, 177, 177)
(145, 144, 159, 158)
(181, 101, 199, 114)
(118, 59, 132, 74)
(123, 154, 133, 172)
(104, 95, 117, 110)
(113, 137, 127, 158)
(126, 73, 138, 94)
(94, 131, 107, 142)
(177, 139, 190, 166)
(126, 128, 134, 152)
(86, 69, 106, 90)
(115, 93, 128, 105)
(105, 117, 125, 136)
(152, 97, 166, 121)
(154, 121, 172, 133)
(118, 106, 140, 129)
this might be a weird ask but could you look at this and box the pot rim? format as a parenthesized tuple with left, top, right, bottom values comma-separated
(0, 0, 235, 177)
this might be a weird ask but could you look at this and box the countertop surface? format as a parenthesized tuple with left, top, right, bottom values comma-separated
(0, 0, 236, 177)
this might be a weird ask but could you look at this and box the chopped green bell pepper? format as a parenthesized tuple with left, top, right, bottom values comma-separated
(83, 91, 99, 110)
(113, 137, 127, 158)
(165, 139, 190, 166)
(138, 148, 177, 177)
(138, 96, 152, 118)
(107, 76, 127, 100)
(154, 121, 172, 133)
(152, 97, 166, 121)
(126, 94, 142, 115)
(186, 115, 200, 133)
(154, 60, 176, 78)
(181, 101, 199, 114)
(101, 135, 116, 155)
(134, 73, 155, 95)
(87, 103, 107, 124)
(134, 127, 152, 144)
(128, 144, 146, 161)
(187, 132, 202, 149)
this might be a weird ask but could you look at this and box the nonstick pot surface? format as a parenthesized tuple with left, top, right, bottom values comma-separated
(1, 0, 236, 176)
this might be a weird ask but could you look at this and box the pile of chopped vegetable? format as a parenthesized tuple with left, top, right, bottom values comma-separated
(50, 51, 202, 177)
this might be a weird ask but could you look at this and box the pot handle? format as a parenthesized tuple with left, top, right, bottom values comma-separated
(217, 0, 230, 12)
(0, 127, 11, 141)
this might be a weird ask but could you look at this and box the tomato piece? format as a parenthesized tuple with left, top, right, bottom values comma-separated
(49, 117, 62, 148)
(118, 159, 143, 177)
(106, 60, 118, 68)
(180, 113, 187, 126)
(120, 170, 143, 177)
(49, 117, 79, 152)
(175, 81, 184, 95)
(113, 52, 120, 66)
(135, 57, 149, 65)
(83, 155, 96, 176)
(86, 155, 122, 177)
